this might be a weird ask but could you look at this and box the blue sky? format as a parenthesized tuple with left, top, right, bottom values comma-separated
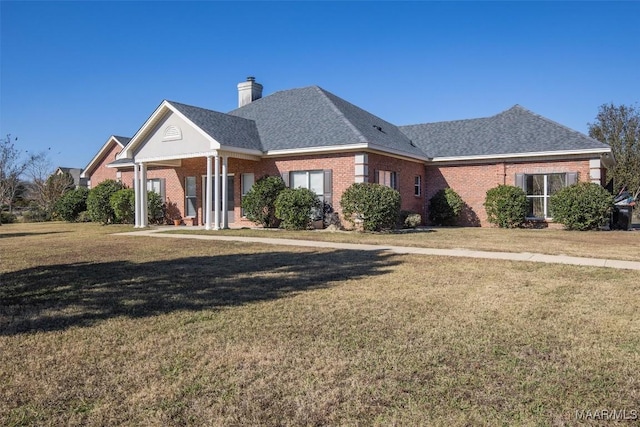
(1, 1, 639, 170)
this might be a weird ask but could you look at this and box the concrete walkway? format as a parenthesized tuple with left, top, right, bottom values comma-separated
(115, 228, 640, 271)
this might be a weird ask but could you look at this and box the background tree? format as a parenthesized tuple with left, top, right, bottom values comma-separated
(0, 134, 44, 224)
(588, 103, 640, 199)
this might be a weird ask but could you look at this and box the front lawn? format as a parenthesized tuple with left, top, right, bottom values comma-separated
(167, 225, 640, 262)
(1, 222, 639, 425)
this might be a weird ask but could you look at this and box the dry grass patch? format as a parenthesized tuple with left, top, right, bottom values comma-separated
(170, 226, 640, 262)
(1, 222, 639, 426)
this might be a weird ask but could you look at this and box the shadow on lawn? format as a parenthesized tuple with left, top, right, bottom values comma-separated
(0, 249, 399, 335)
(0, 231, 69, 239)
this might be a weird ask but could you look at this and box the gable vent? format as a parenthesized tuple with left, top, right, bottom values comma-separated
(163, 125, 182, 141)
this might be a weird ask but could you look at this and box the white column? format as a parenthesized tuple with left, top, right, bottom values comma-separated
(134, 164, 141, 228)
(140, 163, 148, 227)
(205, 156, 213, 230)
(214, 153, 220, 230)
(221, 156, 228, 229)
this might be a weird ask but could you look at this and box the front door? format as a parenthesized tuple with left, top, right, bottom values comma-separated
(202, 175, 235, 224)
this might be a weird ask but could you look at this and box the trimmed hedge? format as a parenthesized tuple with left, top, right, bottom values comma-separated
(275, 187, 322, 230)
(241, 175, 286, 228)
(87, 180, 125, 224)
(340, 183, 401, 232)
(110, 188, 136, 224)
(484, 185, 527, 228)
(55, 187, 89, 222)
(550, 182, 613, 230)
(429, 188, 464, 225)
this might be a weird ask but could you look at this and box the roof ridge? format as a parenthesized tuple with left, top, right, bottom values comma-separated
(503, 104, 606, 146)
(314, 87, 368, 143)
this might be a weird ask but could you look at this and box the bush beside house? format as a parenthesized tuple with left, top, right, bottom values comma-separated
(55, 187, 89, 222)
(429, 188, 464, 226)
(550, 182, 614, 230)
(484, 185, 528, 228)
(340, 183, 401, 232)
(86, 180, 125, 224)
(241, 176, 286, 228)
(275, 187, 322, 230)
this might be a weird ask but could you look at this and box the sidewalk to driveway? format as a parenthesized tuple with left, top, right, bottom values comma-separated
(115, 228, 640, 271)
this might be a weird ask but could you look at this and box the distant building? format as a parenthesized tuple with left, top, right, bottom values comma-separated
(55, 167, 87, 188)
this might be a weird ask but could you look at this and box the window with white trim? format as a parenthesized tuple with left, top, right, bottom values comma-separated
(241, 173, 254, 217)
(523, 173, 569, 219)
(414, 175, 421, 196)
(146, 178, 166, 201)
(377, 170, 397, 189)
(286, 170, 333, 219)
(185, 176, 197, 217)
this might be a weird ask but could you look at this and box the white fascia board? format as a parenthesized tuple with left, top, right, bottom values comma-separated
(81, 136, 124, 177)
(265, 143, 429, 163)
(165, 102, 220, 150)
(264, 143, 369, 157)
(366, 143, 430, 162)
(430, 148, 612, 163)
(136, 151, 219, 164)
(218, 145, 263, 158)
(106, 161, 134, 169)
(118, 101, 172, 160)
(117, 101, 220, 160)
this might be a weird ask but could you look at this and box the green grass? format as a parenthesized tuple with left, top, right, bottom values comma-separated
(166, 225, 640, 262)
(1, 222, 639, 426)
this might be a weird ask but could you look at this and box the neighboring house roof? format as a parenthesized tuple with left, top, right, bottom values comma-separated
(400, 105, 610, 160)
(229, 86, 428, 159)
(81, 135, 129, 177)
(168, 101, 262, 151)
(55, 167, 86, 187)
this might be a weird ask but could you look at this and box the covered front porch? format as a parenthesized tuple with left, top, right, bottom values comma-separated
(132, 151, 259, 230)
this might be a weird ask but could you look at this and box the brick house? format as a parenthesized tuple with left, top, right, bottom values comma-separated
(81, 77, 613, 228)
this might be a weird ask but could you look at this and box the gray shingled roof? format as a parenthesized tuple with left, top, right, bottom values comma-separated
(229, 86, 427, 158)
(400, 105, 610, 158)
(168, 101, 262, 151)
(113, 136, 131, 146)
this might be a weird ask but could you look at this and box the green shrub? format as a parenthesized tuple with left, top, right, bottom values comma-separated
(0, 211, 17, 224)
(110, 188, 136, 224)
(87, 180, 125, 224)
(550, 182, 613, 230)
(108, 188, 164, 225)
(275, 187, 322, 230)
(429, 188, 464, 225)
(55, 187, 89, 222)
(484, 185, 527, 228)
(398, 210, 422, 229)
(147, 191, 164, 224)
(340, 183, 401, 232)
(21, 206, 50, 222)
(241, 175, 286, 228)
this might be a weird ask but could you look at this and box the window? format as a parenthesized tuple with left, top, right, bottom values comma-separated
(414, 175, 421, 196)
(376, 170, 397, 189)
(285, 170, 333, 215)
(185, 176, 197, 217)
(520, 173, 575, 219)
(241, 173, 254, 217)
(146, 178, 165, 201)
(286, 170, 333, 199)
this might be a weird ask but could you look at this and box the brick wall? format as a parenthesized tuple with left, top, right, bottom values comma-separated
(367, 153, 426, 219)
(86, 143, 122, 187)
(427, 158, 595, 226)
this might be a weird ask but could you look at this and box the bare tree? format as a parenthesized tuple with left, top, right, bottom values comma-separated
(588, 103, 640, 200)
(0, 134, 44, 224)
(28, 157, 74, 217)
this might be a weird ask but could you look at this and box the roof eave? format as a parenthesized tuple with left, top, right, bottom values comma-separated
(430, 147, 613, 164)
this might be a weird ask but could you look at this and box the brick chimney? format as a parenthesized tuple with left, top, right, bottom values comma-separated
(237, 76, 263, 108)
